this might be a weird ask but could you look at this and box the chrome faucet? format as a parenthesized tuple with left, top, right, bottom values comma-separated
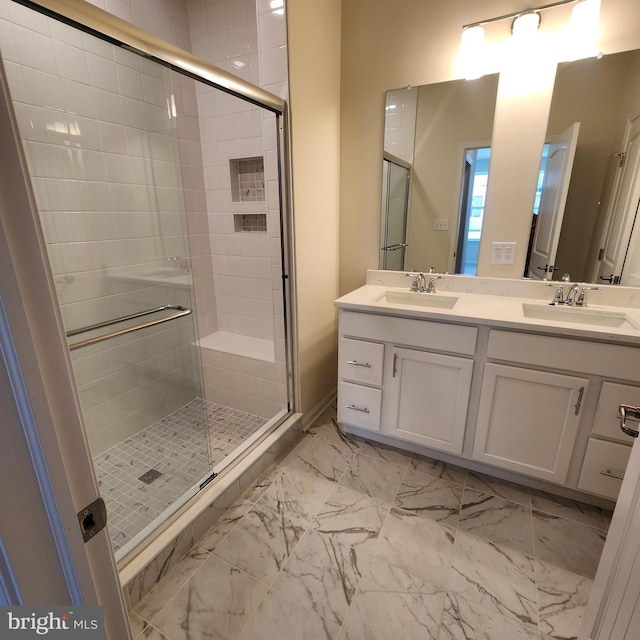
(564, 283, 580, 305)
(406, 272, 427, 292)
(546, 280, 601, 306)
(426, 274, 444, 293)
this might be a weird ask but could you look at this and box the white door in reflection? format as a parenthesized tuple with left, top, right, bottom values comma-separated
(527, 122, 580, 280)
(455, 147, 491, 276)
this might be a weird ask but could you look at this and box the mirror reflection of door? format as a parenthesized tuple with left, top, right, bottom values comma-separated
(527, 122, 581, 280)
(594, 115, 640, 286)
(455, 147, 491, 275)
(380, 153, 411, 270)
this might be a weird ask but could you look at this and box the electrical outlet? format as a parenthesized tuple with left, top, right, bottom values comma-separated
(433, 219, 449, 231)
(491, 242, 516, 264)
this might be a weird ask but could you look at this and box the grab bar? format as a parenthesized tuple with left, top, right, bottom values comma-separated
(66, 304, 192, 351)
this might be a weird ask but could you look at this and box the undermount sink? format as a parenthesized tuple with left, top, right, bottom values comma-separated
(379, 290, 459, 309)
(522, 303, 639, 329)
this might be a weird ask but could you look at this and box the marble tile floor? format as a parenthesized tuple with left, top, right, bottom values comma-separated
(129, 405, 611, 640)
(96, 399, 267, 552)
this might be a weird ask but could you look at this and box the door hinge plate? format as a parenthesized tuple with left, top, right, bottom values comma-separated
(77, 497, 107, 543)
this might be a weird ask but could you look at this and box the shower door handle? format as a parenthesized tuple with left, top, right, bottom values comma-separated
(381, 244, 408, 251)
(66, 305, 192, 351)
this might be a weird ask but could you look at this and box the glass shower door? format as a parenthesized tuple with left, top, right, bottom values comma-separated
(0, 6, 211, 556)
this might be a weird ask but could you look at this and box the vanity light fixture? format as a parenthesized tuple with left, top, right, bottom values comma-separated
(566, 0, 601, 59)
(459, 0, 601, 78)
(511, 11, 542, 41)
(458, 25, 486, 79)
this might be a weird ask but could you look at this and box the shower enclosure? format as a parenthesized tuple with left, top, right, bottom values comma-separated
(0, 0, 293, 561)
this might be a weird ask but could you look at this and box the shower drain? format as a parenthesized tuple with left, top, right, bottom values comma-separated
(138, 468, 163, 484)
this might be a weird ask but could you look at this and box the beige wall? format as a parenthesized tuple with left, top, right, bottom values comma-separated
(287, 0, 341, 414)
(340, 0, 640, 294)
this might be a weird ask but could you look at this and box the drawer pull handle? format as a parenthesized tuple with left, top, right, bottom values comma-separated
(574, 386, 585, 416)
(347, 360, 372, 368)
(601, 468, 624, 481)
(347, 404, 370, 414)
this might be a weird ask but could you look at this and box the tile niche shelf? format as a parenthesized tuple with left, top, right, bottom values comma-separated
(233, 213, 267, 233)
(230, 156, 265, 203)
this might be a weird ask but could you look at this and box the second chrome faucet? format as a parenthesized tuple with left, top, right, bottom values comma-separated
(406, 266, 443, 293)
(546, 275, 600, 307)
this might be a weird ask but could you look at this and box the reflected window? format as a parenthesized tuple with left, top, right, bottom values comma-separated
(457, 147, 491, 275)
(533, 144, 550, 215)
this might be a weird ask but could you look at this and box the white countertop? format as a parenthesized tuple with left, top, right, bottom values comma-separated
(335, 271, 640, 346)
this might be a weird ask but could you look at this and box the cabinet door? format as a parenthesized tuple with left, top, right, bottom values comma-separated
(473, 363, 588, 483)
(386, 347, 473, 454)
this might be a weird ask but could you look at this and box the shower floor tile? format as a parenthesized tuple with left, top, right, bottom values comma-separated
(94, 399, 268, 553)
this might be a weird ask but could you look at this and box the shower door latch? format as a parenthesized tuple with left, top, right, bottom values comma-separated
(77, 498, 107, 543)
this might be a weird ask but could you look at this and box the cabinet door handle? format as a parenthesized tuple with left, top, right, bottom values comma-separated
(601, 468, 624, 481)
(393, 353, 398, 377)
(347, 360, 371, 368)
(574, 386, 585, 416)
(346, 404, 370, 414)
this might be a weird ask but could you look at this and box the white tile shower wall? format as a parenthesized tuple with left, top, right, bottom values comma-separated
(184, 0, 289, 412)
(172, 70, 218, 340)
(0, 0, 203, 454)
(384, 87, 418, 164)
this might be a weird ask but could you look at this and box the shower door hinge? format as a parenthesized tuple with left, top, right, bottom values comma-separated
(77, 497, 107, 543)
(199, 471, 218, 490)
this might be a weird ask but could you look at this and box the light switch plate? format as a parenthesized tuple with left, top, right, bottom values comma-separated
(433, 219, 449, 231)
(491, 242, 516, 264)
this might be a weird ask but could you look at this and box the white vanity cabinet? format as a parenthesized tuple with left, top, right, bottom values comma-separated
(473, 363, 588, 483)
(337, 310, 477, 453)
(474, 330, 640, 493)
(386, 347, 473, 453)
(577, 381, 640, 499)
(338, 337, 385, 432)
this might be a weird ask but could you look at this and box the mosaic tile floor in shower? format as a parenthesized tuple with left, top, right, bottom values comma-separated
(93, 399, 268, 553)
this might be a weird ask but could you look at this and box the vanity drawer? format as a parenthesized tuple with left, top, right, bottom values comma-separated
(593, 382, 640, 443)
(578, 437, 632, 500)
(340, 310, 477, 355)
(339, 338, 384, 386)
(338, 381, 383, 432)
(487, 330, 639, 379)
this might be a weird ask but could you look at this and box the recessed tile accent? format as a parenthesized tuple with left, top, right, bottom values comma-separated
(234, 212, 267, 233)
(230, 156, 265, 202)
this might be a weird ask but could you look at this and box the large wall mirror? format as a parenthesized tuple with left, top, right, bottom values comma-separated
(526, 48, 640, 286)
(381, 49, 640, 287)
(381, 74, 499, 275)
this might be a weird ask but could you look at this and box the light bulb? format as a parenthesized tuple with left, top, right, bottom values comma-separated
(458, 25, 486, 80)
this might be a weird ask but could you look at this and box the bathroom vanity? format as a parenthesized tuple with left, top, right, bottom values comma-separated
(335, 271, 640, 504)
